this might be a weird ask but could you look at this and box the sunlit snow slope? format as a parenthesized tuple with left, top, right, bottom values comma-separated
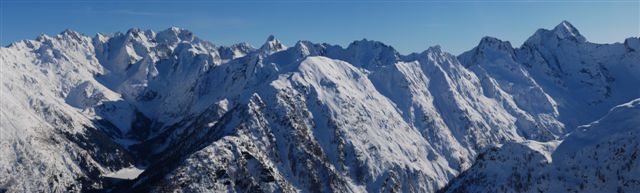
(441, 98, 640, 193)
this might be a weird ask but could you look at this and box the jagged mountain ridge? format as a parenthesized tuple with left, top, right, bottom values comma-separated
(459, 21, 640, 134)
(0, 21, 638, 193)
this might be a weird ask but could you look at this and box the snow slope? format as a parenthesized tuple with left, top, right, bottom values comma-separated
(441, 98, 640, 193)
(0, 31, 136, 192)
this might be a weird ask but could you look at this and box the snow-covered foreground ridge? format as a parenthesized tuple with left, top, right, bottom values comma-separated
(0, 21, 638, 193)
(441, 98, 640, 193)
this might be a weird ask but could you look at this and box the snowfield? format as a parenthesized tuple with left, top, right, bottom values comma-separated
(103, 167, 145, 180)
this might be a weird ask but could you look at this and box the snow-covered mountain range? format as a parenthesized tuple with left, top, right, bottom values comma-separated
(0, 21, 638, 193)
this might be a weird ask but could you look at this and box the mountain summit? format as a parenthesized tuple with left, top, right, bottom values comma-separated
(552, 20, 586, 42)
(260, 35, 287, 55)
(526, 20, 588, 45)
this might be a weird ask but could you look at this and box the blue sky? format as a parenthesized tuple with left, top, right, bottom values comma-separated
(1, 0, 638, 54)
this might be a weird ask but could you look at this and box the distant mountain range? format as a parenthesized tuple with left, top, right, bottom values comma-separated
(1, 21, 638, 193)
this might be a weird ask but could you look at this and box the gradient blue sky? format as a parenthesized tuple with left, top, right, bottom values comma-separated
(1, 0, 638, 54)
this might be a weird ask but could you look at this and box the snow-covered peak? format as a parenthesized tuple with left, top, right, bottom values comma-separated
(292, 40, 325, 57)
(424, 45, 460, 61)
(339, 39, 399, 68)
(33, 33, 52, 43)
(458, 36, 516, 67)
(259, 35, 287, 55)
(426, 45, 443, 53)
(552, 20, 586, 42)
(2, 23, 639, 193)
(346, 39, 396, 52)
(525, 20, 587, 45)
(126, 28, 144, 35)
(155, 26, 196, 45)
(266, 34, 276, 42)
(59, 29, 84, 40)
(94, 33, 110, 43)
(477, 36, 514, 52)
(125, 28, 154, 39)
(218, 42, 256, 59)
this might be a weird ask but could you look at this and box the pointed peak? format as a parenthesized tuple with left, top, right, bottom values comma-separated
(60, 29, 82, 37)
(266, 35, 277, 42)
(424, 45, 458, 59)
(94, 33, 111, 43)
(126, 28, 154, 37)
(127, 28, 143, 34)
(58, 29, 84, 41)
(552, 20, 585, 42)
(525, 20, 587, 45)
(259, 35, 287, 55)
(35, 33, 51, 41)
(427, 45, 442, 53)
(125, 28, 151, 39)
(555, 20, 577, 32)
(293, 40, 325, 57)
(294, 40, 314, 48)
(263, 35, 283, 46)
(61, 29, 79, 35)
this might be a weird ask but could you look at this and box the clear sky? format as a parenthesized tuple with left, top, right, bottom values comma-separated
(1, 0, 638, 54)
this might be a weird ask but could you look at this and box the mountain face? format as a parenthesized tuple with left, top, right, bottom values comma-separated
(440, 98, 640, 193)
(0, 21, 638, 193)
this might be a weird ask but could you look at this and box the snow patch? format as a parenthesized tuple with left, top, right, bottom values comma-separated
(103, 166, 145, 180)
